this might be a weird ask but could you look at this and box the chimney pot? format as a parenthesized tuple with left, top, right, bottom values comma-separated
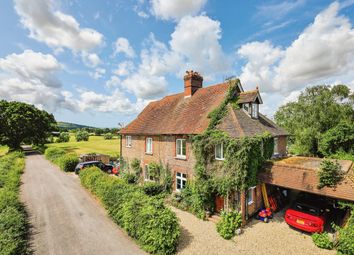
(184, 70, 203, 97)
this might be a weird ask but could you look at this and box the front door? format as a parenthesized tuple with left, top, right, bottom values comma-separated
(215, 196, 224, 213)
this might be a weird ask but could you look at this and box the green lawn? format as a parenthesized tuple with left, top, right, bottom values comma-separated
(0, 145, 8, 156)
(46, 135, 120, 157)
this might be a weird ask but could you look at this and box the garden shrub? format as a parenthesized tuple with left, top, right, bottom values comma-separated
(216, 210, 242, 239)
(79, 167, 180, 254)
(57, 132, 70, 143)
(142, 182, 164, 196)
(44, 147, 65, 163)
(312, 232, 333, 250)
(0, 152, 29, 255)
(103, 133, 113, 140)
(75, 130, 89, 141)
(58, 154, 79, 172)
(121, 172, 138, 184)
(335, 203, 354, 255)
(317, 159, 343, 189)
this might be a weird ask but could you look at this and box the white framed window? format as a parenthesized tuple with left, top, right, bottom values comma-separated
(146, 137, 153, 154)
(251, 103, 258, 118)
(126, 135, 132, 147)
(274, 137, 279, 154)
(176, 139, 186, 159)
(215, 143, 224, 160)
(247, 186, 256, 205)
(176, 172, 187, 191)
(144, 164, 154, 181)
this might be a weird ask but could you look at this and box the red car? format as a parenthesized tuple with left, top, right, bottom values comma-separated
(285, 193, 329, 233)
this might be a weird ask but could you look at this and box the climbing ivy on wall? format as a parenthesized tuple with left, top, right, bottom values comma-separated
(187, 79, 274, 218)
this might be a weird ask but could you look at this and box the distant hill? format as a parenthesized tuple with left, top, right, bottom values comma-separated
(57, 121, 95, 130)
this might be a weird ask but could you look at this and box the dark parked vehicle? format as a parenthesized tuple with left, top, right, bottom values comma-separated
(285, 193, 330, 233)
(75, 161, 113, 175)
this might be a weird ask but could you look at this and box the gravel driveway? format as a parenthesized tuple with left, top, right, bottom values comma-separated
(172, 207, 336, 255)
(21, 150, 145, 255)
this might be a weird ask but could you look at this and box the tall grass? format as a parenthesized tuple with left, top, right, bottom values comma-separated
(0, 152, 29, 255)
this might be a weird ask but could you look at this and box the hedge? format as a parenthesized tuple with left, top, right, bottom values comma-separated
(58, 155, 79, 172)
(45, 147, 66, 163)
(79, 167, 180, 254)
(0, 152, 29, 255)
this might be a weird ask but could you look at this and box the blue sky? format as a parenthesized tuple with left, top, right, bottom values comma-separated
(0, 0, 354, 127)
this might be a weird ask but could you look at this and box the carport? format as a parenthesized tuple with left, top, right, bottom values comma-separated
(259, 157, 354, 202)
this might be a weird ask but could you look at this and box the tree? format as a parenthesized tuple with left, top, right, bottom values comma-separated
(103, 133, 113, 140)
(275, 85, 354, 156)
(319, 121, 354, 156)
(75, 130, 89, 141)
(0, 100, 56, 149)
(57, 132, 70, 143)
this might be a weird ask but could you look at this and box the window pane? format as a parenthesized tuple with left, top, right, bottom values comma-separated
(176, 172, 181, 177)
(176, 179, 181, 189)
(182, 140, 186, 155)
(216, 144, 223, 159)
(182, 180, 186, 189)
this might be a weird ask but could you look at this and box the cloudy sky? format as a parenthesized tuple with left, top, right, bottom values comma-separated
(0, 0, 354, 127)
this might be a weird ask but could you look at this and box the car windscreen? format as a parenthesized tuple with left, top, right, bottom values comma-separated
(292, 202, 321, 216)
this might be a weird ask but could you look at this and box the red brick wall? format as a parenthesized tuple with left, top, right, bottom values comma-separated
(121, 134, 196, 184)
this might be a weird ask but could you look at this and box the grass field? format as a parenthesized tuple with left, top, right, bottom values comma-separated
(46, 135, 120, 157)
(0, 145, 8, 156)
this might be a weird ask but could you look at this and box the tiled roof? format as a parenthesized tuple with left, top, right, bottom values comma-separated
(238, 90, 261, 103)
(120, 82, 287, 136)
(120, 83, 230, 135)
(259, 158, 354, 202)
(217, 106, 288, 137)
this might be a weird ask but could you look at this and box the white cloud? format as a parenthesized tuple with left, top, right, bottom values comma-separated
(14, 0, 104, 53)
(239, 2, 354, 94)
(170, 15, 229, 76)
(89, 68, 106, 79)
(105, 75, 121, 88)
(117, 15, 229, 100)
(113, 61, 135, 77)
(113, 37, 136, 58)
(0, 50, 77, 111)
(78, 90, 148, 115)
(150, 0, 207, 21)
(256, 0, 305, 20)
(82, 52, 102, 68)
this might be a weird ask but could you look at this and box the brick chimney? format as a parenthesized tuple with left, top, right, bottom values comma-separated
(184, 70, 203, 97)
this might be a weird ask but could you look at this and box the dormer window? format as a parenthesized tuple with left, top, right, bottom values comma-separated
(251, 103, 258, 118)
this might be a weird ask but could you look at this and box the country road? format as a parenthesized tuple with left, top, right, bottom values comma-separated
(20, 149, 145, 255)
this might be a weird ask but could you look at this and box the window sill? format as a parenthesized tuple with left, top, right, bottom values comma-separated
(175, 156, 187, 161)
(247, 201, 254, 205)
(145, 152, 153, 155)
(215, 158, 225, 161)
(126, 146, 132, 148)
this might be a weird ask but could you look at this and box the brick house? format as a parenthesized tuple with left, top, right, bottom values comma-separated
(120, 71, 288, 220)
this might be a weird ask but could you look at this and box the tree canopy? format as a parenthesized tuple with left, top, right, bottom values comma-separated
(275, 85, 354, 156)
(0, 100, 56, 149)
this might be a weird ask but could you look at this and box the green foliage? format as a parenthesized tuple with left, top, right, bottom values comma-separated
(329, 151, 354, 162)
(312, 232, 333, 250)
(319, 121, 354, 156)
(79, 167, 180, 254)
(58, 155, 79, 172)
(275, 85, 354, 156)
(0, 152, 29, 255)
(75, 130, 89, 141)
(103, 133, 113, 140)
(142, 182, 165, 196)
(216, 210, 242, 239)
(44, 147, 66, 164)
(57, 132, 70, 143)
(122, 172, 139, 184)
(335, 203, 354, 255)
(317, 159, 343, 189)
(0, 100, 57, 149)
